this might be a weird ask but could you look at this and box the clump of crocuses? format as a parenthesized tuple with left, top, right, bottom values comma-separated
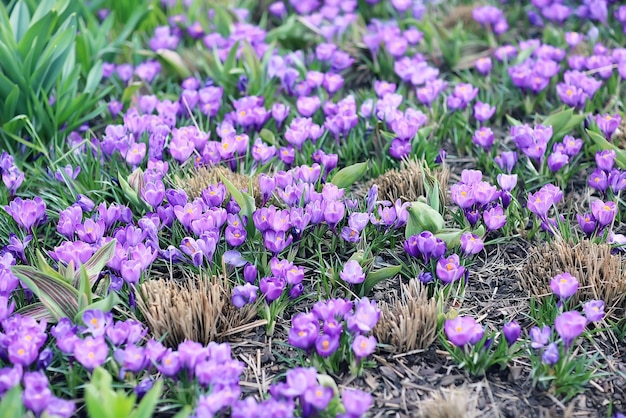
(528, 272, 605, 400)
(288, 298, 380, 375)
(442, 314, 522, 377)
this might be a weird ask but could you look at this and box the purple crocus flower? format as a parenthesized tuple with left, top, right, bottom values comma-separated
(588, 168, 609, 192)
(590, 200, 616, 227)
(542, 342, 560, 366)
(596, 114, 621, 139)
(596, 150, 616, 172)
(436, 255, 466, 284)
(73, 336, 109, 370)
(503, 322, 521, 345)
(473, 102, 495, 122)
(315, 334, 340, 358)
(288, 313, 319, 350)
(340, 260, 365, 285)
(82, 310, 113, 337)
(483, 205, 506, 230)
(554, 311, 587, 346)
(232, 283, 258, 308)
(346, 297, 380, 334)
(341, 389, 372, 418)
(583, 300, 605, 322)
(259, 276, 285, 303)
(550, 273, 579, 299)
(530, 325, 551, 349)
(460, 232, 484, 256)
(444, 316, 484, 347)
(4, 197, 47, 230)
(352, 335, 377, 358)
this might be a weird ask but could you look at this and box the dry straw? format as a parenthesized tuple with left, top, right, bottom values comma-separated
(374, 279, 439, 351)
(136, 271, 261, 347)
(173, 165, 261, 204)
(518, 239, 626, 316)
(359, 158, 449, 205)
(418, 385, 478, 418)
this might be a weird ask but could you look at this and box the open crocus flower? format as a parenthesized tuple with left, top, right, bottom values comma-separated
(549, 272, 579, 300)
(436, 254, 466, 284)
(444, 316, 484, 347)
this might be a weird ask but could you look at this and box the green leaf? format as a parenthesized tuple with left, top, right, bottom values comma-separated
(9, 0, 30, 42)
(84, 60, 103, 93)
(0, 386, 24, 418)
(217, 171, 257, 238)
(121, 82, 144, 105)
(405, 200, 445, 239)
(587, 129, 626, 169)
(74, 238, 117, 288)
(330, 161, 369, 190)
(15, 302, 54, 322)
(11, 266, 79, 322)
(156, 49, 191, 79)
(85, 368, 115, 418)
(77, 265, 92, 312)
(130, 379, 163, 418)
(505, 115, 522, 126)
(542, 107, 584, 140)
(171, 406, 192, 418)
(361, 264, 402, 296)
(118, 172, 150, 212)
(259, 128, 276, 145)
(435, 228, 465, 248)
(3, 84, 19, 117)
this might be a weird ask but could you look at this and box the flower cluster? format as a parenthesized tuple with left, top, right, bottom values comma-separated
(450, 169, 511, 231)
(288, 298, 379, 373)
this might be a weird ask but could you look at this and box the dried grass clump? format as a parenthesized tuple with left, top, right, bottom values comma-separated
(518, 239, 626, 315)
(418, 386, 478, 418)
(374, 279, 439, 351)
(136, 273, 260, 347)
(360, 158, 449, 205)
(174, 165, 262, 205)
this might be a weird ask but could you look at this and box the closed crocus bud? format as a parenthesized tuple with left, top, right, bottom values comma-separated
(243, 264, 258, 284)
(502, 322, 521, 345)
(127, 168, 145, 195)
(576, 213, 597, 236)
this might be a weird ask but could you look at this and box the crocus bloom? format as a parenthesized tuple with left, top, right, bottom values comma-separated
(483, 206, 506, 230)
(342, 389, 372, 418)
(444, 316, 484, 347)
(74, 336, 109, 370)
(436, 255, 465, 284)
(460, 232, 484, 255)
(473, 102, 495, 122)
(596, 150, 616, 172)
(315, 334, 340, 357)
(352, 335, 377, 358)
(503, 322, 521, 345)
(596, 114, 621, 139)
(590, 200, 616, 227)
(472, 127, 494, 150)
(346, 298, 380, 334)
(583, 300, 605, 322)
(542, 343, 559, 366)
(4, 197, 47, 230)
(550, 273, 579, 299)
(554, 311, 587, 346)
(259, 276, 285, 303)
(340, 260, 365, 285)
(530, 325, 551, 349)
(232, 283, 259, 308)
